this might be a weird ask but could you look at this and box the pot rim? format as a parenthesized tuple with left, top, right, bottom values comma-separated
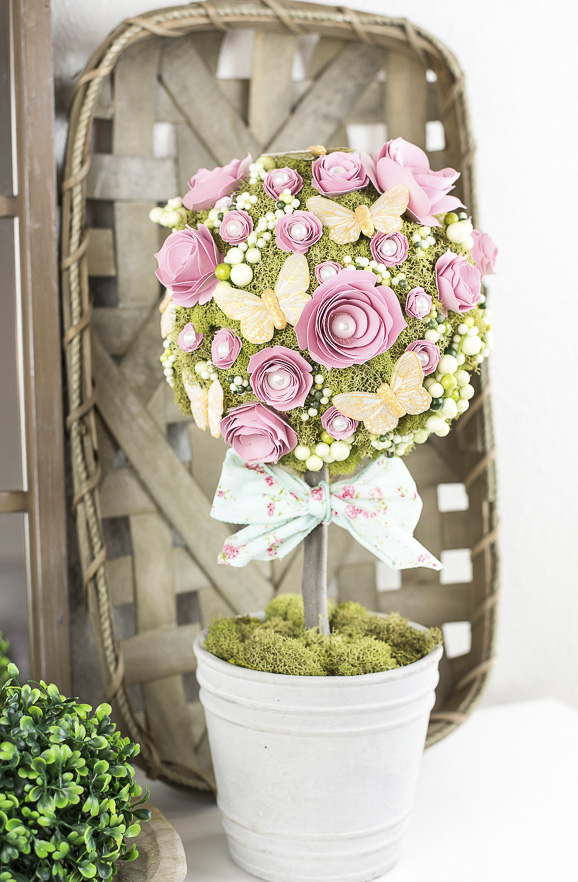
(193, 612, 443, 688)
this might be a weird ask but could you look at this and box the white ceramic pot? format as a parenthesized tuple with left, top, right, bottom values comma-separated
(194, 623, 442, 882)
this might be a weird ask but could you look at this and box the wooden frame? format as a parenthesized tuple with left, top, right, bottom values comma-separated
(61, 0, 498, 793)
(0, 0, 70, 690)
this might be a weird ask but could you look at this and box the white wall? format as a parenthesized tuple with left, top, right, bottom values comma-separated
(51, 0, 578, 708)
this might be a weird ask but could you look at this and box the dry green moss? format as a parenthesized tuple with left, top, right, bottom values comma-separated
(203, 595, 442, 676)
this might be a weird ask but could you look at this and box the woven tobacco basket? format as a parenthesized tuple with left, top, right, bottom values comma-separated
(60, 0, 499, 794)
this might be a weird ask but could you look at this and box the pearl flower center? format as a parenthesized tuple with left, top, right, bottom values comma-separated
(183, 331, 196, 346)
(266, 368, 291, 391)
(225, 220, 242, 237)
(381, 238, 398, 257)
(330, 165, 346, 175)
(330, 313, 357, 339)
(289, 222, 308, 242)
(332, 415, 349, 433)
(417, 351, 430, 367)
(217, 341, 230, 357)
(415, 295, 430, 314)
(319, 265, 338, 281)
(272, 172, 290, 187)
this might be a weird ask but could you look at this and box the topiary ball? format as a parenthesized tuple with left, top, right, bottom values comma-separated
(152, 141, 496, 476)
(0, 666, 150, 882)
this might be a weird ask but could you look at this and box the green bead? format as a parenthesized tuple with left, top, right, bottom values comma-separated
(276, 201, 285, 210)
(428, 320, 437, 329)
(479, 301, 487, 309)
(441, 374, 457, 391)
(398, 280, 408, 289)
(444, 212, 459, 225)
(314, 390, 323, 400)
(215, 263, 231, 281)
(430, 398, 444, 411)
(320, 431, 334, 445)
(451, 389, 460, 400)
(436, 314, 446, 324)
(444, 347, 458, 357)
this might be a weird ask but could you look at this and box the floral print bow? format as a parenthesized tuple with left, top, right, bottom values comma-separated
(211, 450, 442, 571)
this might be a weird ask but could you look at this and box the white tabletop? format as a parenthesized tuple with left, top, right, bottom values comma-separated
(137, 699, 578, 882)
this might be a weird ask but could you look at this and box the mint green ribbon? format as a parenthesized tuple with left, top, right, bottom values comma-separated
(211, 450, 442, 572)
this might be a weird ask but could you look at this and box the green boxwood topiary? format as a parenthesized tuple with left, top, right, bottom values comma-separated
(0, 634, 10, 689)
(0, 665, 150, 882)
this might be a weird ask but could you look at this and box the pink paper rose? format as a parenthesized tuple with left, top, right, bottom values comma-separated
(470, 230, 498, 277)
(436, 250, 482, 315)
(177, 323, 204, 352)
(219, 210, 253, 245)
(182, 153, 252, 211)
(295, 270, 407, 369)
(321, 406, 358, 440)
(263, 167, 303, 199)
(211, 328, 242, 369)
(371, 231, 409, 267)
(220, 402, 297, 466)
(405, 340, 440, 376)
(154, 224, 222, 307)
(363, 138, 462, 226)
(275, 211, 323, 254)
(248, 346, 313, 411)
(315, 261, 343, 284)
(311, 151, 368, 196)
(405, 287, 432, 320)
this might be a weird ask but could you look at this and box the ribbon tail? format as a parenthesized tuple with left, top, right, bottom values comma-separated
(333, 512, 442, 570)
(218, 515, 320, 567)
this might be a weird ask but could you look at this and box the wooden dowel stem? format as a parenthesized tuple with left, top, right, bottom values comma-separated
(302, 468, 330, 634)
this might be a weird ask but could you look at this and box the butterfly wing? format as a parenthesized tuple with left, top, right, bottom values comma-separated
(207, 380, 224, 438)
(274, 253, 311, 326)
(390, 352, 432, 415)
(370, 184, 410, 234)
(183, 379, 208, 431)
(214, 282, 275, 344)
(333, 389, 401, 435)
(306, 196, 361, 244)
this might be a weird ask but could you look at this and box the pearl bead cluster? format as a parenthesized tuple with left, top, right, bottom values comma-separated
(149, 198, 187, 228)
(194, 360, 219, 383)
(248, 160, 270, 186)
(390, 271, 408, 290)
(294, 432, 356, 470)
(370, 431, 418, 457)
(443, 212, 474, 250)
(300, 374, 333, 421)
(342, 255, 391, 285)
(411, 226, 436, 257)
(160, 339, 177, 387)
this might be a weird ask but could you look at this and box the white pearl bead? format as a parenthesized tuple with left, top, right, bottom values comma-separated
(183, 331, 196, 347)
(319, 265, 338, 282)
(225, 220, 242, 237)
(245, 248, 261, 264)
(266, 369, 291, 391)
(381, 239, 398, 257)
(442, 398, 458, 419)
(425, 330, 439, 343)
(460, 384, 475, 400)
(289, 222, 308, 241)
(230, 264, 253, 287)
(330, 313, 356, 339)
(330, 165, 346, 175)
(331, 441, 350, 462)
(461, 336, 482, 356)
(305, 455, 324, 471)
(226, 247, 244, 265)
(315, 443, 330, 457)
(415, 295, 430, 314)
(294, 445, 310, 461)
(435, 422, 450, 437)
(438, 354, 458, 375)
(217, 342, 229, 358)
(272, 172, 290, 186)
(428, 382, 444, 399)
(332, 415, 349, 433)
(417, 351, 430, 368)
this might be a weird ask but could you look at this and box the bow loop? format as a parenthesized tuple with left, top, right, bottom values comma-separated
(211, 449, 442, 572)
(308, 482, 332, 524)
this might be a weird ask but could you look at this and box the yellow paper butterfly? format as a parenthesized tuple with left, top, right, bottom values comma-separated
(306, 184, 409, 244)
(213, 253, 310, 344)
(332, 352, 431, 435)
(183, 378, 223, 438)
